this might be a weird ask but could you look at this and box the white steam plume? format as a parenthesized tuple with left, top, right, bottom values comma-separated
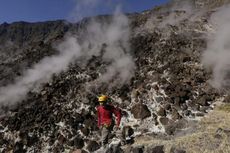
(83, 8, 135, 86)
(140, 0, 195, 33)
(0, 5, 135, 106)
(69, 0, 100, 21)
(202, 5, 230, 90)
(69, 0, 116, 22)
(0, 37, 82, 106)
(158, 0, 194, 27)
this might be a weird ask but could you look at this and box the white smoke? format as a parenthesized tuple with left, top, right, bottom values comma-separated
(69, 0, 117, 22)
(158, 0, 194, 27)
(140, 0, 195, 33)
(202, 5, 230, 90)
(69, 0, 100, 21)
(0, 3, 135, 106)
(83, 8, 135, 86)
(0, 37, 82, 106)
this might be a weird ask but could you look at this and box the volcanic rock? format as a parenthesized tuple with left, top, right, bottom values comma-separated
(147, 145, 164, 153)
(72, 149, 88, 153)
(155, 96, 164, 103)
(223, 95, 230, 103)
(73, 137, 84, 149)
(152, 113, 159, 125)
(86, 140, 100, 152)
(170, 147, 186, 153)
(80, 127, 90, 136)
(132, 146, 144, 153)
(157, 107, 167, 117)
(13, 142, 26, 153)
(131, 104, 151, 119)
(197, 95, 210, 106)
(159, 117, 169, 126)
(171, 109, 182, 121)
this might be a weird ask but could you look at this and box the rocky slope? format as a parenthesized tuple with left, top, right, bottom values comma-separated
(0, 0, 230, 152)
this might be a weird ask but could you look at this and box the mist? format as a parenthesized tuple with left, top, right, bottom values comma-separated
(83, 8, 135, 86)
(69, 0, 100, 22)
(140, 0, 196, 33)
(202, 5, 230, 90)
(0, 37, 82, 106)
(0, 3, 135, 106)
(69, 0, 118, 22)
(158, 0, 195, 27)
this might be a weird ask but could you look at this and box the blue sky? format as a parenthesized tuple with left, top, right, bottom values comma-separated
(0, 0, 169, 23)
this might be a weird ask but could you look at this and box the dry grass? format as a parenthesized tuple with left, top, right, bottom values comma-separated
(198, 0, 230, 9)
(217, 104, 230, 112)
(131, 103, 230, 153)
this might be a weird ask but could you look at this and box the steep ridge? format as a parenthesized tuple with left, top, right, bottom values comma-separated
(0, 0, 230, 152)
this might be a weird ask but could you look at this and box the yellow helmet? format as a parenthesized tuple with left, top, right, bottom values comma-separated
(98, 95, 108, 102)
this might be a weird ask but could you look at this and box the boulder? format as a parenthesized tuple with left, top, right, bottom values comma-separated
(187, 100, 196, 108)
(159, 117, 169, 125)
(170, 147, 186, 153)
(152, 113, 159, 125)
(13, 142, 26, 153)
(183, 110, 191, 116)
(131, 104, 151, 119)
(180, 103, 188, 111)
(53, 145, 64, 153)
(0, 133, 4, 146)
(147, 145, 164, 153)
(132, 146, 144, 153)
(57, 134, 66, 145)
(195, 112, 205, 117)
(155, 96, 164, 103)
(173, 100, 181, 110)
(80, 127, 90, 136)
(163, 103, 171, 111)
(83, 115, 97, 131)
(86, 140, 100, 152)
(72, 149, 88, 153)
(199, 106, 212, 113)
(223, 95, 230, 103)
(73, 137, 84, 149)
(157, 107, 166, 117)
(171, 109, 182, 121)
(197, 96, 209, 106)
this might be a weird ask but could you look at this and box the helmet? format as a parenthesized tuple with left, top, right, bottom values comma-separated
(98, 95, 108, 102)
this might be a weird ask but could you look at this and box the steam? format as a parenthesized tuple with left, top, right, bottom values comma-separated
(158, 0, 194, 27)
(0, 37, 82, 106)
(69, 0, 101, 21)
(83, 9, 135, 86)
(141, 0, 196, 33)
(69, 0, 115, 22)
(202, 5, 230, 90)
(0, 4, 135, 106)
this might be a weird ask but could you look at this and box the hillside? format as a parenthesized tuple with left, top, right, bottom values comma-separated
(1, 0, 230, 152)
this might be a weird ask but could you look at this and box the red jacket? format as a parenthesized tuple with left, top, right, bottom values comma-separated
(97, 104, 121, 128)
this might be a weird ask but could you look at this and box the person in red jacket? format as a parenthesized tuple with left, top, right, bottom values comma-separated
(97, 95, 121, 146)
